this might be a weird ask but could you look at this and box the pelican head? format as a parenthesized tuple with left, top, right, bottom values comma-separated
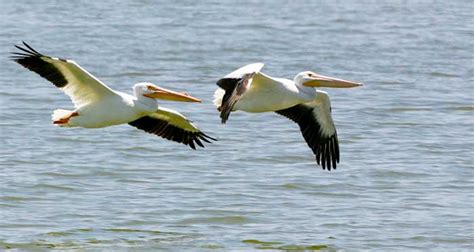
(294, 71, 362, 89)
(133, 82, 201, 102)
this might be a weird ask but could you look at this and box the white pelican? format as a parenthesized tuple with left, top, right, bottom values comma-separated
(12, 42, 215, 149)
(213, 63, 362, 170)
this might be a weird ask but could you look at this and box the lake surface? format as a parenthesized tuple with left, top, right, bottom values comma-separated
(0, 1, 473, 250)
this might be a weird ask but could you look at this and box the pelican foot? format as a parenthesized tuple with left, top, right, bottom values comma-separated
(53, 111, 79, 124)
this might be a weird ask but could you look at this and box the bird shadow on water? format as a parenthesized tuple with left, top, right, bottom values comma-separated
(0, 226, 337, 251)
(0, 227, 201, 250)
(241, 239, 334, 251)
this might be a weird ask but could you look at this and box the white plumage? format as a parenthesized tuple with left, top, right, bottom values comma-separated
(214, 63, 362, 170)
(12, 42, 215, 149)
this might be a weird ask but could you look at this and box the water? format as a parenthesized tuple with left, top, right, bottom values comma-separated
(1, 0, 473, 250)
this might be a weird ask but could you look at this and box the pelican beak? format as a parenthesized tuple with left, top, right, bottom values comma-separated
(144, 86, 202, 102)
(303, 74, 362, 88)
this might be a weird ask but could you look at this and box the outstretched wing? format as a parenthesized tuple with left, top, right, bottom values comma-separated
(275, 91, 339, 170)
(11, 41, 117, 108)
(214, 63, 278, 123)
(128, 107, 216, 149)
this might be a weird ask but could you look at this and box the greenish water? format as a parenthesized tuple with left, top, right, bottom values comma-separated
(0, 0, 473, 250)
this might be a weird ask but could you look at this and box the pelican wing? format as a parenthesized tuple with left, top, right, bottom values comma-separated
(215, 63, 278, 123)
(128, 107, 216, 149)
(275, 91, 339, 170)
(11, 42, 116, 108)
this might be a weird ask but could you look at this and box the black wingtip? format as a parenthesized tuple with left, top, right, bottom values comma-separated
(186, 132, 217, 150)
(201, 132, 217, 142)
(14, 44, 31, 54)
(194, 136, 205, 148)
(129, 116, 218, 150)
(12, 42, 69, 88)
(22, 41, 42, 55)
(13, 41, 43, 58)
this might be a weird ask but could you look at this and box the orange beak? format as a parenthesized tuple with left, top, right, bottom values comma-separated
(144, 86, 201, 102)
(303, 74, 362, 88)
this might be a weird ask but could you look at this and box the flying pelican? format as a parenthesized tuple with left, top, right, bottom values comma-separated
(11, 42, 215, 149)
(213, 63, 361, 170)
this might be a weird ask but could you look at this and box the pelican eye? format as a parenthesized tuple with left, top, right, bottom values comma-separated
(147, 85, 158, 91)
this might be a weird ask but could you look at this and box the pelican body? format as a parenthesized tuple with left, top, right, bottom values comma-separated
(213, 63, 362, 170)
(12, 42, 215, 149)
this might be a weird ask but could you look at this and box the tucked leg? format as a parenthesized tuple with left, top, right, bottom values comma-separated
(53, 111, 79, 124)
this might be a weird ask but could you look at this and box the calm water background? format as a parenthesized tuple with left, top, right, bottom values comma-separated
(0, 0, 473, 250)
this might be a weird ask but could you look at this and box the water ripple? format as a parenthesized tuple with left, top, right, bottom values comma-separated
(1, 0, 472, 250)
